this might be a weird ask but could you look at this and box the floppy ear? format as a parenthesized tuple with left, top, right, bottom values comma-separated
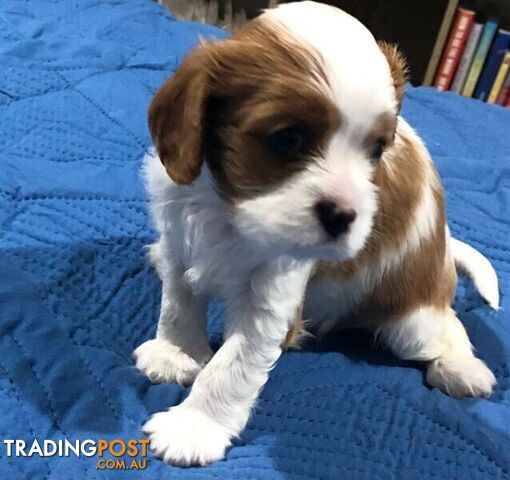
(148, 47, 210, 185)
(378, 42, 409, 111)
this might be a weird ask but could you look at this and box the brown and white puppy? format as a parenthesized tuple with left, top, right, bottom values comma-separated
(134, 1, 500, 466)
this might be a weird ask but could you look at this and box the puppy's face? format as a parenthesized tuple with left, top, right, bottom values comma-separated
(149, 2, 407, 260)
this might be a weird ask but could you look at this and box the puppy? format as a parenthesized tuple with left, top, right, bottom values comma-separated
(134, 1, 500, 466)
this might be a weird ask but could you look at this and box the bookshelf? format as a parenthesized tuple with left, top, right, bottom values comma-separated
(430, 0, 510, 104)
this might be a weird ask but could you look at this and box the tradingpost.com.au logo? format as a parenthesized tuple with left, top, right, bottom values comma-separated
(3, 438, 150, 471)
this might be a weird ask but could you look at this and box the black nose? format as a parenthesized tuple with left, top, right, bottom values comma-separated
(314, 200, 357, 239)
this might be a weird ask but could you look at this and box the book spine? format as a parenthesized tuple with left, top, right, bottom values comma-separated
(496, 70, 510, 105)
(505, 93, 510, 108)
(423, 0, 461, 86)
(462, 20, 499, 97)
(488, 51, 510, 103)
(474, 30, 510, 101)
(451, 23, 483, 93)
(433, 8, 475, 91)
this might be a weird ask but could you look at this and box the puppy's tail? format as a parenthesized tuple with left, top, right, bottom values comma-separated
(451, 237, 500, 310)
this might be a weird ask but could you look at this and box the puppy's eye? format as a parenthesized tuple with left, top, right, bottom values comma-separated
(266, 128, 306, 158)
(370, 139, 386, 163)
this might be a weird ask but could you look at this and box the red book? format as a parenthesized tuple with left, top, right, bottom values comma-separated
(433, 8, 475, 91)
(496, 70, 510, 105)
(505, 92, 510, 108)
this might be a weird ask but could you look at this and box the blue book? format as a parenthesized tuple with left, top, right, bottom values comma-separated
(474, 28, 510, 101)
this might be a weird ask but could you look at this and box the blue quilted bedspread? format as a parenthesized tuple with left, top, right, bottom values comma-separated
(1, 1, 509, 479)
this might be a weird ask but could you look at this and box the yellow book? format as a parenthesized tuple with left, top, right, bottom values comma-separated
(488, 52, 510, 103)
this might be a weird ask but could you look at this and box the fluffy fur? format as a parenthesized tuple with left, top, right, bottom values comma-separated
(133, 1, 500, 466)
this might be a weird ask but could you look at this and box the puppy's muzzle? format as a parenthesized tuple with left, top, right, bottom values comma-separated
(314, 200, 357, 239)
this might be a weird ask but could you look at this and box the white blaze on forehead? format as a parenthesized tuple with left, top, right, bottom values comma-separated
(264, 1, 396, 124)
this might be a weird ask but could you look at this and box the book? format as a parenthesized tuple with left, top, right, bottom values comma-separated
(462, 19, 498, 97)
(423, 0, 461, 85)
(496, 69, 510, 105)
(433, 8, 476, 91)
(474, 29, 510, 100)
(506, 93, 510, 108)
(451, 22, 483, 93)
(488, 51, 510, 103)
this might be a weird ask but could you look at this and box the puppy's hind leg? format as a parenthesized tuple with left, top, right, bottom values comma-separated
(376, 306, 496, 398)
(134, 242, 213, 386)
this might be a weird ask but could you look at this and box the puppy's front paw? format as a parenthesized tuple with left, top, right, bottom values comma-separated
(133, 339, 211, 386)
(427, 355, 496, 398)
(143, 406, 232, 466)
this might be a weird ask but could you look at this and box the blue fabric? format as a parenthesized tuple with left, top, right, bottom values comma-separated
(0, 0, 509, 478)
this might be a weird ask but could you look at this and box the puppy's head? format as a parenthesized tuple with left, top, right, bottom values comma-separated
(149, 1, 408, 260)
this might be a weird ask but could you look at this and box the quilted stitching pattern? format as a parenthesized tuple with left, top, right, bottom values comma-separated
(0, 1, 509, 479)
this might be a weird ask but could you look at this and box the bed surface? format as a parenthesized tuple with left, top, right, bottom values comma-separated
(1, 0, 509, 479)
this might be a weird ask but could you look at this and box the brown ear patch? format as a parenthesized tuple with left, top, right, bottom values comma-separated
(378, 42, 409, 110)
(148, 19, 337, 190)
(148, 47, 210, 185)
